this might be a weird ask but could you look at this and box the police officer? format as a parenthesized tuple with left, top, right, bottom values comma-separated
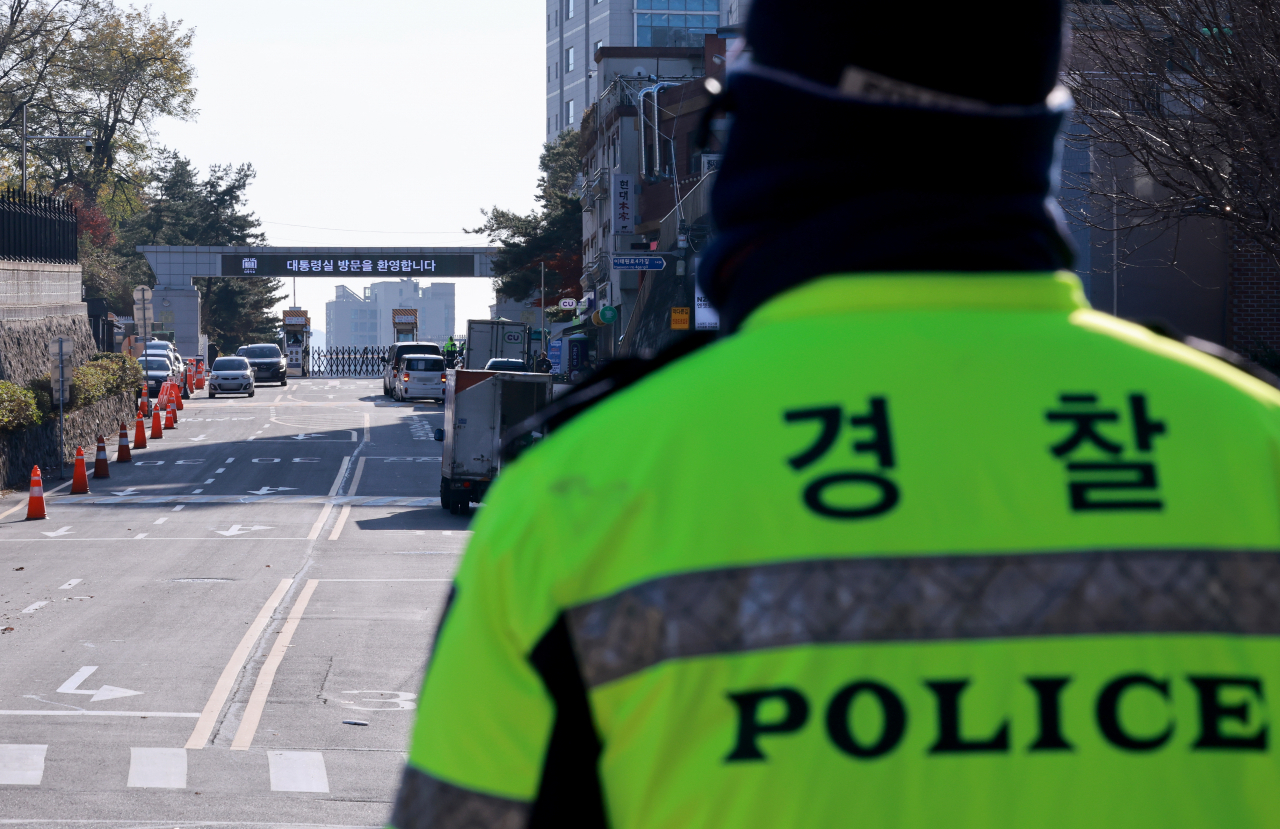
(443, 336, 458, 368)
(391, 2, 1280, 827)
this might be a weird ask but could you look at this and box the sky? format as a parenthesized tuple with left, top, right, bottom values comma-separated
(146, 0, 545, 340)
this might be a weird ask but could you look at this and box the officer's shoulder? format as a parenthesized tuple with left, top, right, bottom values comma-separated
(1073, 309, 1280, 407)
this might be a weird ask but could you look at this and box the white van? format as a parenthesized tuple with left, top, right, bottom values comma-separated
(393, 354, 446, 403)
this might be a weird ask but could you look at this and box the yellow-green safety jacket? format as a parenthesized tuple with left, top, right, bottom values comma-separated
(392, 272, 1280, 829)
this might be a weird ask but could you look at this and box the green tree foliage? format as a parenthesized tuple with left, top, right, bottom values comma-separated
(0, 380, 40, 432)
(115, 152, 282, 354)
(468, 129, 582, 303)
(10, 3, 196, 216)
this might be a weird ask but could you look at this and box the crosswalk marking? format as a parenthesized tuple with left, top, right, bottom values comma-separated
(127, 747, 186, 788)
(268, 751, 329, 793)
(0, 744, 46, 784)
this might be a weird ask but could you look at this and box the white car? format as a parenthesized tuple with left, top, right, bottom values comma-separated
(393, 354, 446, 403)
(206, 356, 255, 398)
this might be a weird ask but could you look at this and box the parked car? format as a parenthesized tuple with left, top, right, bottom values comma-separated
(138, 354, 179, 399)
(393, 354, 446, 403)
(381, 341, 441, 395)
(484, 358, 529, 372)
(243, 343, 288, 386)
(144, 341, 182, 373)
(206, 356, 255, 398)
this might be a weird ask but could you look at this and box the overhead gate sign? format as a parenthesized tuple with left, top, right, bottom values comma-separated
(222, 254, 476, 276)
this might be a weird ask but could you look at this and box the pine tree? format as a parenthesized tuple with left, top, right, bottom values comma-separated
(116, 152, 283, 354)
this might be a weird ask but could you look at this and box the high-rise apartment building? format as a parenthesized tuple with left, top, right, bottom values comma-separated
(546, 0, 749, 136)
(325, 279, 455, 348)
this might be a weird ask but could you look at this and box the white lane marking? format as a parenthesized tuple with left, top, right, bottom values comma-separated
(0, 710, 197, 717)
(268, 751, 329, 793)
(340, 690, 417, 711)
(171, 505, 184, 512)
(232, 579, 319, 750)
(214, 525, 273, 537)
(133, 533, 148, 539)
(442, 531, 453, 535)
(363, 413, 370, 442)
(215, 468, 226, 473)
(0, 744, 46, 784)
(186, 579, 293, 750)
(349, 456, 366, 495)
(307, 504, 334, 541)
(225, 457, 235, 463)
(319, 578, 452, 582)
(58, 579, 82, 590)
(40, 527, 72, 538)
(153, 518, 167, 525)
(328, 456, 351, 497)
(127, 747, 186, 789)
(21, 602, 48, 613)
(188, 434, 208, 441)
(111, 488, 139, 496)
(191, 490, 203, 494)
(204, 479, 214, 484)
(247, 487, 295, 495)
(57, 666, 142, 702)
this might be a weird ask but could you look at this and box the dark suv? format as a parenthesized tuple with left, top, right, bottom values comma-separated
(244, 343, 288, 386)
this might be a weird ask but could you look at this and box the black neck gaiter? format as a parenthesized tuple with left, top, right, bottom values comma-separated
(697, 73, 1076, 333)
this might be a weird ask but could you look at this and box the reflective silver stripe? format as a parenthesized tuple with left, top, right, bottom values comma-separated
(390, 765, 529, 829)
(568, 550, 1280, 688)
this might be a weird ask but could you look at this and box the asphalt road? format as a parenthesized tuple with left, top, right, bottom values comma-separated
(0, 378, 470, 829)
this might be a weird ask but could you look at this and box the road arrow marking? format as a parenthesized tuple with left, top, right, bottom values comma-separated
(57, 666, 143, 702)
(214, 524, 275, 537)
(246, 487, 296, 495)
(189, 434, 208, 441)
(291, 433, 324, 440)
(41, 527, 73, 537)
(111, 488, 139, 497)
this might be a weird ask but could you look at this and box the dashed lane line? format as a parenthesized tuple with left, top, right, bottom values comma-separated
(186, 578, 293, 750)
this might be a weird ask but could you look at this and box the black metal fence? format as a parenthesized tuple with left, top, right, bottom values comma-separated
(0, 190, 78, 263)
(309, 345, 390, 377)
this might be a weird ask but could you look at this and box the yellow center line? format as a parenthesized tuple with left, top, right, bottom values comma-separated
(230, 578, 319, 751)
(186, 578, 293, 750)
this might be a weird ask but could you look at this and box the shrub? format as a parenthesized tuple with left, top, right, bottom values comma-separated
(0, 381, 40, 432)
(23, 352, 143, 423)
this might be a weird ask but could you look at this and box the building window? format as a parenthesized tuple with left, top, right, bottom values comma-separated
(567, 0, 575, 18)
(566, 46, 575, 72)
(547, 13, 551, 30)
(567, 99, 575, 126)
(594, 39, 603, 54)
(547, 65, 551, 82)
(555, 61, 559, 78)
(636, 0, 720, 47)
(548, 116, 551, 134)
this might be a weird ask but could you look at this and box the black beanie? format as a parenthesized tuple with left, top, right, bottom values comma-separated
(745, 0, 1066, 105)
(697, 0, 1075, 332)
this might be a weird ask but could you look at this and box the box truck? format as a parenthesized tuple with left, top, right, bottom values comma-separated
(464, 319, 530, 370)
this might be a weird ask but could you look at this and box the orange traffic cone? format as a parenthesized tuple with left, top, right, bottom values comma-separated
(71, 447, 89, 494)
(117, 422, 132, 462)
(24, 465, 47, 520)
(93, 435, 110, 478)
(195, 361, 206, 390)
(140, 384, 150, 416)
(134, 408, 148, 449)
(151, 406, 164, 439)
(164, 400, 176, 429)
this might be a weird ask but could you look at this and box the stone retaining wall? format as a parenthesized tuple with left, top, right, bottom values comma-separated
(0, 314, 96, 387)
(0, 391, 135, 490)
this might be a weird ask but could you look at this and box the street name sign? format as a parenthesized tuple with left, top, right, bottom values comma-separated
(612, 256, 665, 271)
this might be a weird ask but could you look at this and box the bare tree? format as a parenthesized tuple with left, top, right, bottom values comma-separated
(1066, 1, 1280, 262)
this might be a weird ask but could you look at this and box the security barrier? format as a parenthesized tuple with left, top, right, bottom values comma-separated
(307, 346, 390, 378)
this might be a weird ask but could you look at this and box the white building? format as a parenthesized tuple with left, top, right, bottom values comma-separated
(325, 279, 455, 348)
(546, 0, 747, 136)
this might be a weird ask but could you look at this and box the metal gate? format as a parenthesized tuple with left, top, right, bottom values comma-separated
(308, 346, 390, 378)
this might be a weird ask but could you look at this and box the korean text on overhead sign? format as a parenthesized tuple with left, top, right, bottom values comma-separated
(284, 259, 441, 273)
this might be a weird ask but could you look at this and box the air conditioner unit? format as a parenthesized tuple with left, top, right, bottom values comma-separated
(701, 154, 723, 176)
